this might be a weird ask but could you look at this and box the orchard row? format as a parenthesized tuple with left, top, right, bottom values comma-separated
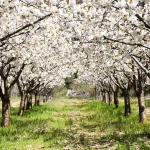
(0, 0, 150, 126)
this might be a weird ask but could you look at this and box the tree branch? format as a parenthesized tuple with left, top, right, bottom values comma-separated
(135, 14, 150, 29)
(9, 63, 26, 89)
(104, 36, 150, 50)
(131, 55, 150, 78)
(0, 86, 4, 97)
(0, 13, 52, 42)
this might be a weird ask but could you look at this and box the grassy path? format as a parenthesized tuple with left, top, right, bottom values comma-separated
(0, 98, 150, 149)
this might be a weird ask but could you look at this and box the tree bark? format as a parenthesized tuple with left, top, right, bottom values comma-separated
(132, 61, 147, 123)
(1, 94, 11, 126)
(105, 91, 109, 104)
(99, 91, 103, 101)
(34, 91, 40, 106)
(102, 90, 106, 102)
(26, 94, 32, 110)
(17, 80, 26, 116)
(108, 91, 112, 106)
(113, 86, 119, 108)
(122, 89, 131, 116)
(114, 91, 119, 108)
(18, 94, 27, 116)
(94, 87, 97, 99)
(43, 95, 46, 103)
(137, 88, 146, 123)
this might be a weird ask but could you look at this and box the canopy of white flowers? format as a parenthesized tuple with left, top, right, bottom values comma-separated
(0, 0, 150, 93)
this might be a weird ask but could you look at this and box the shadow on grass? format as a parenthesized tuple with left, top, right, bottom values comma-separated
(11, 104, 60, 116)
(1, 98, 150, 149)
(0, 104, 68, 145)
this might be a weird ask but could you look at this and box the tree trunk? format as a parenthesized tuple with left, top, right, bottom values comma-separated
(17, 80, 26, 116)
(38, 94, 40, 105)
(37, 99, 40, 106)
(26, 94, 32, 110)
(43, 95, 46, 103)
(108, 91, 112, 106)
(105, 91, 109, 104)
(1, 94, 11, 126)
(94, 87, 97, 99)
(123, 89, 131, 116)
(34, 91, 40, 106)
(102, 90, 106, 102)
(18, 93, 27, 116)
(114, 91, 119, 108)
(137, 88, 146, 123)
(46, 95, 49, 102)
(99, 91, 103, 101)
(114, 87, 119, 108)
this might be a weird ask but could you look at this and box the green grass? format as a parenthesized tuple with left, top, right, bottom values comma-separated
(0, 98, 150, 149)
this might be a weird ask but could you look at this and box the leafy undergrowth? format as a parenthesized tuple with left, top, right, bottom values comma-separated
(0, 98, 150, 149)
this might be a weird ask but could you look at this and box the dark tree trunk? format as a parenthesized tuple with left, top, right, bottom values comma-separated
(122, 89, 131, 116)
(114, 91, 119, 108)
(104, 90, 112, 105)
(136, 69, 146, 123)
(34, 91, 40, 106)
(132, 61, 147, 123)
(18, 94, 27, 116)
(17, 80, 26, 116)
(137, 88, 146, 123)
(108, 91, 112, 106)
(26, 94, 32, 110)
(1, 94, 11, 126)
(102, 90, 106, 102)
(37, 99, 40, 106)
(113, 86, 119, 108)
(34, 92, 37, 106)
(38, 94, 40, 105)
(94, 87, 97, 99)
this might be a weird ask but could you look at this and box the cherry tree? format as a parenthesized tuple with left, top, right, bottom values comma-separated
(1, 0, 150, 126)
(0, 0, 80, 126)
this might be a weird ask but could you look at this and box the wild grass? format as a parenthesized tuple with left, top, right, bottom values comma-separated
(0, 97, 150, 149)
